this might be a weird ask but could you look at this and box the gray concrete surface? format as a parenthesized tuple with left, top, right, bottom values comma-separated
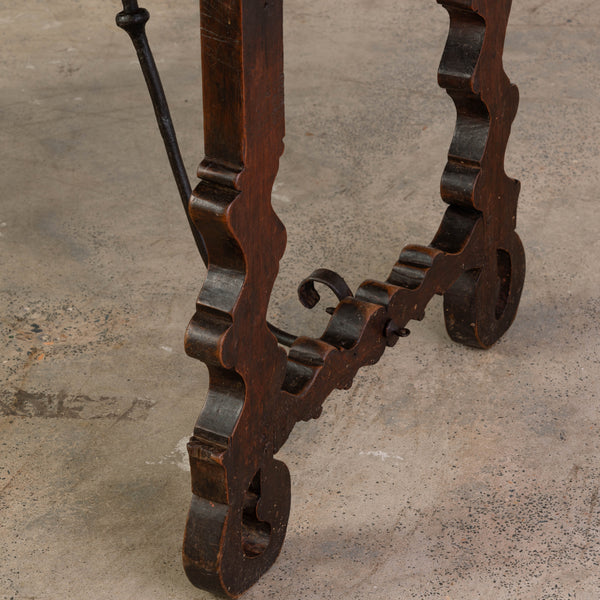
(1, 1, 599, 598)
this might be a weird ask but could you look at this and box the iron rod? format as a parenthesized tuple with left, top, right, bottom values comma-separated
(116, 2, 208, 264)
(116, 2, 297, 348)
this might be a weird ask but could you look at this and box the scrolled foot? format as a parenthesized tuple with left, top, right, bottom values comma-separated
(443, 232, 525, 349)
(183, 441, 291, 598)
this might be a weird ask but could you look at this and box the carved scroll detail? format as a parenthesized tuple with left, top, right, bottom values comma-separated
(183, 0, 525, 596)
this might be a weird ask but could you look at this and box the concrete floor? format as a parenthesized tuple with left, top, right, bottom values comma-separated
(1, 1, 599, 598)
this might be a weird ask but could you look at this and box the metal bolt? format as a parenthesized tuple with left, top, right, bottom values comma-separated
(385, 321, 410, 347)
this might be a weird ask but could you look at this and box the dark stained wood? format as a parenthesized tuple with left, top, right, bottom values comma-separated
(183, 1, 290, 596)
(181, 0, 525, 596)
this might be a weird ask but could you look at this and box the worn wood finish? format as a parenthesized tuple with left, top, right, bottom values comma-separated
(182, 0, 525, 596)
(183, 1, 289, 596)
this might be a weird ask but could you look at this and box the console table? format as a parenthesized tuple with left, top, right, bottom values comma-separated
(117, 0, 525, 596)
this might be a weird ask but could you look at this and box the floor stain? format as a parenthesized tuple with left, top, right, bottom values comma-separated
(0, 389, 155, 421)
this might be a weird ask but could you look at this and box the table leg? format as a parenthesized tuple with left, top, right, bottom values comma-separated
(171, 0, 523, 596)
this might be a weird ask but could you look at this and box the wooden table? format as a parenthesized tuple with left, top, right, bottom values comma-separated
(118, 0, 525, 596)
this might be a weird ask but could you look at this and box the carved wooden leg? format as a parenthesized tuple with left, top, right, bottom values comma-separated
(438, 0, 525, 349)
(182, 1, 290, 596)
(119, 0, 525, 596)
